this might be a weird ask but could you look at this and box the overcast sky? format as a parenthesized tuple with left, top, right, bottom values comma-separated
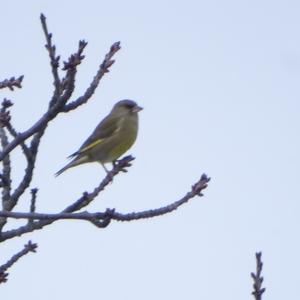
(1, 1, 300, 299)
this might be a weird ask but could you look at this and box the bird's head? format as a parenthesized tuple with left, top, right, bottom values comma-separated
(112, 99, 143, 115)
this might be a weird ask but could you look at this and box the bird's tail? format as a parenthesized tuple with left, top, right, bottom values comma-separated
(55, 156, 89, 177)
(55, 164, 71, 177)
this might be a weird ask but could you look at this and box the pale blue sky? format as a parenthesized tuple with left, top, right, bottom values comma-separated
(1, 1, 300, 299)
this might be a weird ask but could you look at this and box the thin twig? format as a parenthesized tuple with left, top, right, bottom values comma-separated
(29, 188, 38, 214)
(251, 252, 266, 300)
(0, 99, 13, 230)
(0, 126, 12, 231)
(0, 128, 11, 203)
(9, 131, 42, 209)
(0, 98, 12, 129)
(62, 41, 121, 112)
(5, 123, 32, 160)
(56, 40, 88, 108)
(40, 13, 61, 95)
(28, 188, 38, 225)
(0, 76, 24, 91)
(0, 98, 31, 160)
(0, 240, 37, 284)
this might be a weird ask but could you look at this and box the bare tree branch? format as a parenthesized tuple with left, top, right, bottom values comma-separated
(0, 16, 120, 236)
(40, 13, 61, 94)
(5, 122, 32, 160)
(0, 76, 24, 91)
(1, 40, 88, 214)
(0, 240, 37, 284)
(251, 252, 266, 300)
(0, 28, 119, 162)
(0, 127, 11, 203)
(0, 155, 135, 241)
(0, 13, 211, 286)
(0, 123, 11, 230)
(29, 188, 38, 214)
(28, 188, 38, 225)
(64, 155, 134, 213)
(0, 98, 31, 161)
(0, 173, 210, 233)
(62, 41, 121, 112)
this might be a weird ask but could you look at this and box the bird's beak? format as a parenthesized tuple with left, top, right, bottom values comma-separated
(132, 105, 143, 113)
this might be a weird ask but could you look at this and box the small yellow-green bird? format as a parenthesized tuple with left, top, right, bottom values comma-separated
(55, 99, 142, 176)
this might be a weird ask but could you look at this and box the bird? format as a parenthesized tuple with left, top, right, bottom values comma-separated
(55, 99, 142, 176)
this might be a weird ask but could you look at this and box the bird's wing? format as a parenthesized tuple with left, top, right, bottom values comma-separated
(68, 114, 121, 158)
